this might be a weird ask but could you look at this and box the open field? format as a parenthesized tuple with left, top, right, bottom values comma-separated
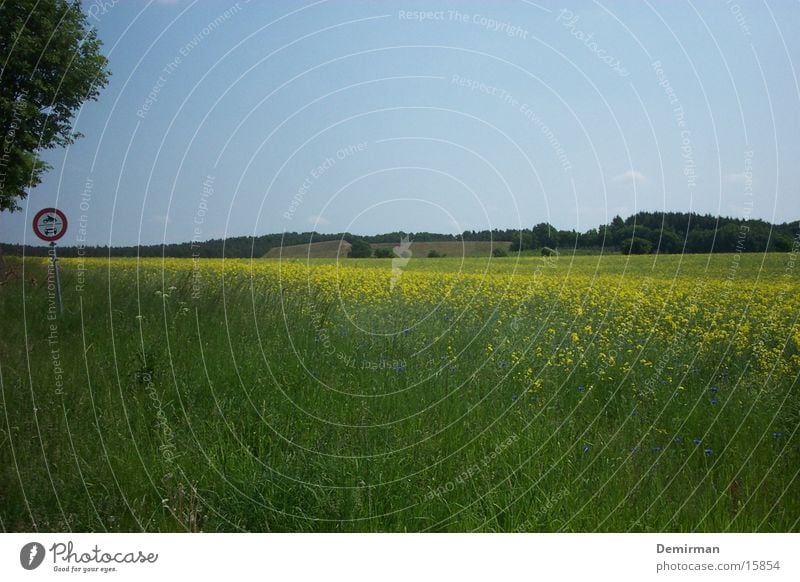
(0, 252, 798, 532)
(262, 240, 511, 259)
(369, 240, 512, 258)
(263, 239, 352, 259)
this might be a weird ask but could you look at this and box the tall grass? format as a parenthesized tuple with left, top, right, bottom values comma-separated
(0, 254, 797, 531)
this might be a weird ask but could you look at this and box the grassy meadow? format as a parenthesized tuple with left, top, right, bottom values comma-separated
(0, 251, 798, 532)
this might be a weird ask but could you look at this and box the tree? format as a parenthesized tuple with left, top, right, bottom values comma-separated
(771, 233, 793, 252)
(1, 0, 110, 212)
(686, 229, 713, 253)
(579, 228, 600, 248)
(653, 229, 683, 253)
(606, 215, 626, 245)
(491, 247, 508, 257)
(621, 237, 652, 255)
(509, 230, 532, 252)
(531, 222, 558, 248)
(541, 246, 559, 257)
(347, 238, 372, 258)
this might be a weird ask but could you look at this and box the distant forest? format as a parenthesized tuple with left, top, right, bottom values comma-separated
(2, 211, 798, 258)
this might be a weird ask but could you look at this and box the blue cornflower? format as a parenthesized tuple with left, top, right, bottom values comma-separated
(628, 446, 639, 453)
(773, 431, 783, 439)
(709, 397, 718, 405)
(577, 385, 585, 393)
(704, 448, 714, 457)
(693, 437, 702, 446)
(652, 446, 662, 453)
(674, 436, 683, 444)
(499, 361, 508, 369)
(709, 386, 718, 393)
(582, 444, 592, 454)
(511, 394, 518, 401)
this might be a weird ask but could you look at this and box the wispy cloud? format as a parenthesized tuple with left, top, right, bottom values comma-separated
(611, 170, 648, 185)
(307, 214, 330, 226)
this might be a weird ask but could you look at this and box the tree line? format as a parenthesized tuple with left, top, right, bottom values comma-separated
(2, 211, 797, 258)
(507, 211, 798, 254)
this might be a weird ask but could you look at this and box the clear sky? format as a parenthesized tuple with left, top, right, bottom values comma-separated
(2, 0, 798, 246)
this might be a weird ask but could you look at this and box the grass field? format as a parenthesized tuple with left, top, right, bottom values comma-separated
(0, 251, 798, 532)
(369, 240, 511, 258)
(262, 239, 510, 259)
(262, 239, 352, 259)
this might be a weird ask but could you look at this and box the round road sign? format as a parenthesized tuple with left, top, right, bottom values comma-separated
(32, 208, 68, 242)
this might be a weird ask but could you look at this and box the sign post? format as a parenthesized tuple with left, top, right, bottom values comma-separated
(32, 208, 68, 313)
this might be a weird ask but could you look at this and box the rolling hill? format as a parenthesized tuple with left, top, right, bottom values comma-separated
(261, 239, 511, 259)
(263, 239, 352, 258)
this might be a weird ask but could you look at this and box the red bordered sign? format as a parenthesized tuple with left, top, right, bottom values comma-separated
(32, 208, 68, 242)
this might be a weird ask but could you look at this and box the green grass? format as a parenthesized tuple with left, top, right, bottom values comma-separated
(0, 253, 798, 532)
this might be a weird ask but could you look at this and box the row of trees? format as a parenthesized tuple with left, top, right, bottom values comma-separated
(4, 212, 796, 258)
(506, 213, 797, 254)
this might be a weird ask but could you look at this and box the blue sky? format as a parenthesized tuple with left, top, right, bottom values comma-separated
(2, 0, 798, 246)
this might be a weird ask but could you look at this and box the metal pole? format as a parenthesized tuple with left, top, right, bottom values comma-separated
(51, 242, 63, 314)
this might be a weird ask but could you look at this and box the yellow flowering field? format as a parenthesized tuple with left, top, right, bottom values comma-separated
(0, 252, 798, 531)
